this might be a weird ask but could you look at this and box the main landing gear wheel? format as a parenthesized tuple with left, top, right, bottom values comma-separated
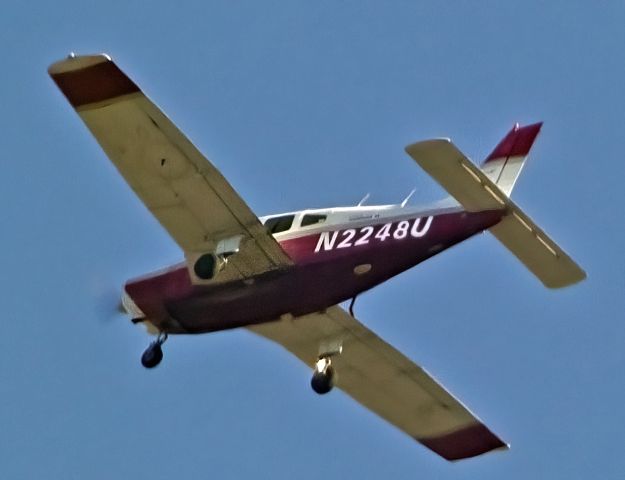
(311, 357, 335, 395)
(141, 332, 168, 369)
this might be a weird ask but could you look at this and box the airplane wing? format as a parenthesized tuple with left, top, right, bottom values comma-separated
(48, 54, 292, 281)
(248, 306, 507, 461)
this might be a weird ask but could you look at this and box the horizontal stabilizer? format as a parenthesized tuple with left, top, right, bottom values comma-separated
(488, 203, 586, 288)
(405, 138, 586, 288)
(406, 139, 506, 212)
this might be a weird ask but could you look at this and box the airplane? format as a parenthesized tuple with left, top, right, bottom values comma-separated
(48, 53, 586, 462)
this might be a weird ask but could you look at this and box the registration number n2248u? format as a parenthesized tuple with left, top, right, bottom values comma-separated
(314, 216, 433, 253)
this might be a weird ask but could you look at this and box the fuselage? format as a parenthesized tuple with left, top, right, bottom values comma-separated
(124, 202, 504, 334)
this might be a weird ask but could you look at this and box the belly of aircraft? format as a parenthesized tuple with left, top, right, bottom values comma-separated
(126, 209, 503, 334)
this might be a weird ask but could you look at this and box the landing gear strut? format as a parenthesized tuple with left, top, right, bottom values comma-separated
(349, 295, 357, 317)
(141, 332, 168, 369)
(311, 357, 335, 395)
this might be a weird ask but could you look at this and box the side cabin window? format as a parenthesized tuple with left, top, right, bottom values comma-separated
(301, 214, 327, 227)
(264, 215, 295, 234)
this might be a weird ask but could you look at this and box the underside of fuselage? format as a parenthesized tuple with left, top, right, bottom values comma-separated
(124, 207, 504, 334)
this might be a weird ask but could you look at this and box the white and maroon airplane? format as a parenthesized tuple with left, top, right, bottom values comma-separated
(49, 54, 585, 461)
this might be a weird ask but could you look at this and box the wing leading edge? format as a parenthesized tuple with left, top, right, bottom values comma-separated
(249, 306, 507, 461)
(48, 54, 292, 281)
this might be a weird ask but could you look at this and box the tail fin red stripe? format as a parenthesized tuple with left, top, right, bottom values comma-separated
(484, 122, 543, 163)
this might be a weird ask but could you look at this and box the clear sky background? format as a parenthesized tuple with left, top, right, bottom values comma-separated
(1, 1, 623, 478)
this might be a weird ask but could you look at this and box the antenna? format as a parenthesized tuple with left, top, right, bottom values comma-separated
(400, 189, 416, 207)
(357, 193, 370, 206)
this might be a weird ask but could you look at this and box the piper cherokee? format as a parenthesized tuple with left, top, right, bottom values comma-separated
(48, 53, 585, 461)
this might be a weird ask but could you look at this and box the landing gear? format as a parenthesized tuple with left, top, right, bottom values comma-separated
(349, 296, 357, 317)
(141, 332, 168, 369)
(311, 357, 335, 395)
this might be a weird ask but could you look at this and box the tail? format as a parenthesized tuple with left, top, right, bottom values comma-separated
(404, 123, 586, 289)
(480, 122, 542, 196)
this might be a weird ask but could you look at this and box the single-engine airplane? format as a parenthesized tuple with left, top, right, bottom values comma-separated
(48, 53, 586, 461)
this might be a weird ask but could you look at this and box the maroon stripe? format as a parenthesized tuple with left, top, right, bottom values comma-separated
(418, 423, 507, 461)
(484, 122, 542, 162)
(126, 210, 504, 334)
(49, 60, 140, 108)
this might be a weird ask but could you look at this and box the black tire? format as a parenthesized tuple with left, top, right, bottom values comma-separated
(194, 254, 217, 280)
(311, 366, 334, 395)
(141, 342, 163, 369)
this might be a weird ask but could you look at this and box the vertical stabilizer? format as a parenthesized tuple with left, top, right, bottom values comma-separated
(480, 122, 542, 196)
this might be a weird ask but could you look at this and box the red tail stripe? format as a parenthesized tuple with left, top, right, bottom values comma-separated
(484, 122, 543, 163)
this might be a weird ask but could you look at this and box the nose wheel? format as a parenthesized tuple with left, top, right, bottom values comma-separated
(141, 332, 168, 369)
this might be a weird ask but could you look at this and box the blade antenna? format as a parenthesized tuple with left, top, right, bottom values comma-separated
(357, 193, 370, 206)
(401, 188, 416, 207)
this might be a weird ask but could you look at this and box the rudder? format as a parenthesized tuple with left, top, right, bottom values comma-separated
(480, 122, 542, 196)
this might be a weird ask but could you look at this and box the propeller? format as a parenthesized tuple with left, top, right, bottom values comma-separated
(88, 277, 127, 323)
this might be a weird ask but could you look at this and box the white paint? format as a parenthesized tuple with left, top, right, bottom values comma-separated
(314, 231, 338, 252)
(313, 217, 434, 253)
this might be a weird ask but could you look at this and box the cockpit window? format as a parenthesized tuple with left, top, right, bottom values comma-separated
(264, 215, 295, 234)
(301, 214, 327, 227)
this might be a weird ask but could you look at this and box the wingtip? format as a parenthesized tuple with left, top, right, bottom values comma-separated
(418, 423, 508, 461)
(404, 137, 451, 155)
(48, 52, 140, 108)
(544, 268, 587, 289)
(48, 53, 112, 75)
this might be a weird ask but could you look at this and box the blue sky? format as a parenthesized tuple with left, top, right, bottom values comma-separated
(1, 1, 623, 478)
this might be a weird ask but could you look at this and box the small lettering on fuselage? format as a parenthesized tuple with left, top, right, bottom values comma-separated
(314, 216, 433, 253)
